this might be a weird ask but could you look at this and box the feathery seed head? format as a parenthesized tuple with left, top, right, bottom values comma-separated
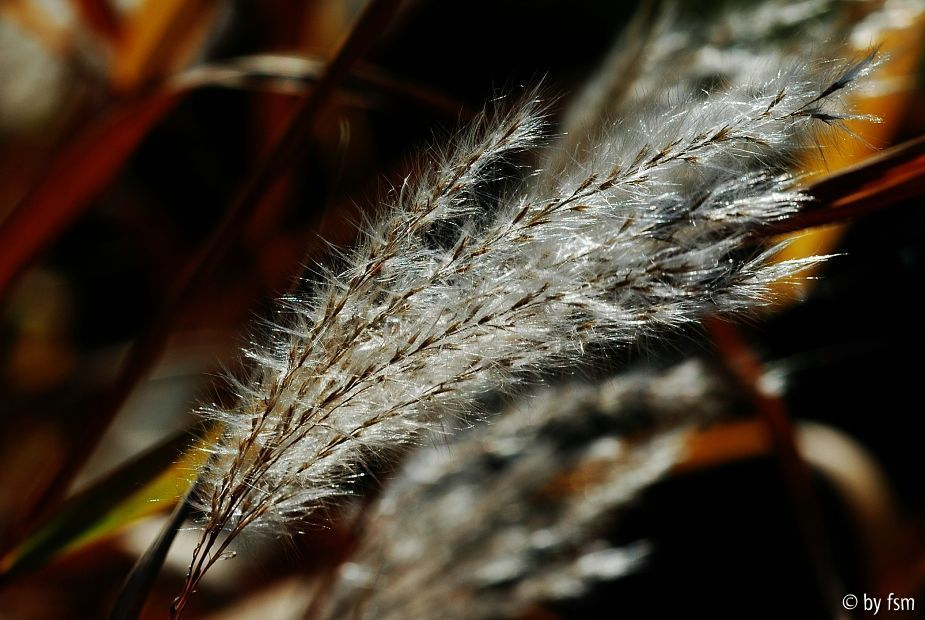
(175, 42, 879, 615)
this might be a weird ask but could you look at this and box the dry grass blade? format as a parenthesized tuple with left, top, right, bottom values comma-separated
(175, 54, 468, 118)
(781, 135, 925, 232)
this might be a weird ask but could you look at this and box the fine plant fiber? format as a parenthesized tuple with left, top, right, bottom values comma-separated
(173, 6, 881, 613)
(549, 0, 865, 166)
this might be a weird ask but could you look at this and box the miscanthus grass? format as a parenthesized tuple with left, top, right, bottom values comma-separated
(171, 39, 879, 616)
(320, 360, 737, 620)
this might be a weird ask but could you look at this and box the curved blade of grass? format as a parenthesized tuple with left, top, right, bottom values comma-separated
(0, 429, 204, 581)
(108, 477, 197, 620)
(758, 135, 925, 236)
(793, 135, 925, 231)
(175, 54, 467, 117)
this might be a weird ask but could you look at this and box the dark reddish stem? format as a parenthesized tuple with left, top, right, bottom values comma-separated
(708, 319, 845, 620)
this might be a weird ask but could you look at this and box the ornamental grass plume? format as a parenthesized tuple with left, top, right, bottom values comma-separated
(172, 28, 879, 619)
(551, 0, 881, 165)
(319, 360, 739, 620)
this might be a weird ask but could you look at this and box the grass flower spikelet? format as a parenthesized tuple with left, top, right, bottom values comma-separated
(177, 51, 878, 610)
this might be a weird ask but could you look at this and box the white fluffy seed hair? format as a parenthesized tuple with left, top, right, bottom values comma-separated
(547, 0, 896, 175)
(319, 361, 738, 620)
(176, 40, 879, 606)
